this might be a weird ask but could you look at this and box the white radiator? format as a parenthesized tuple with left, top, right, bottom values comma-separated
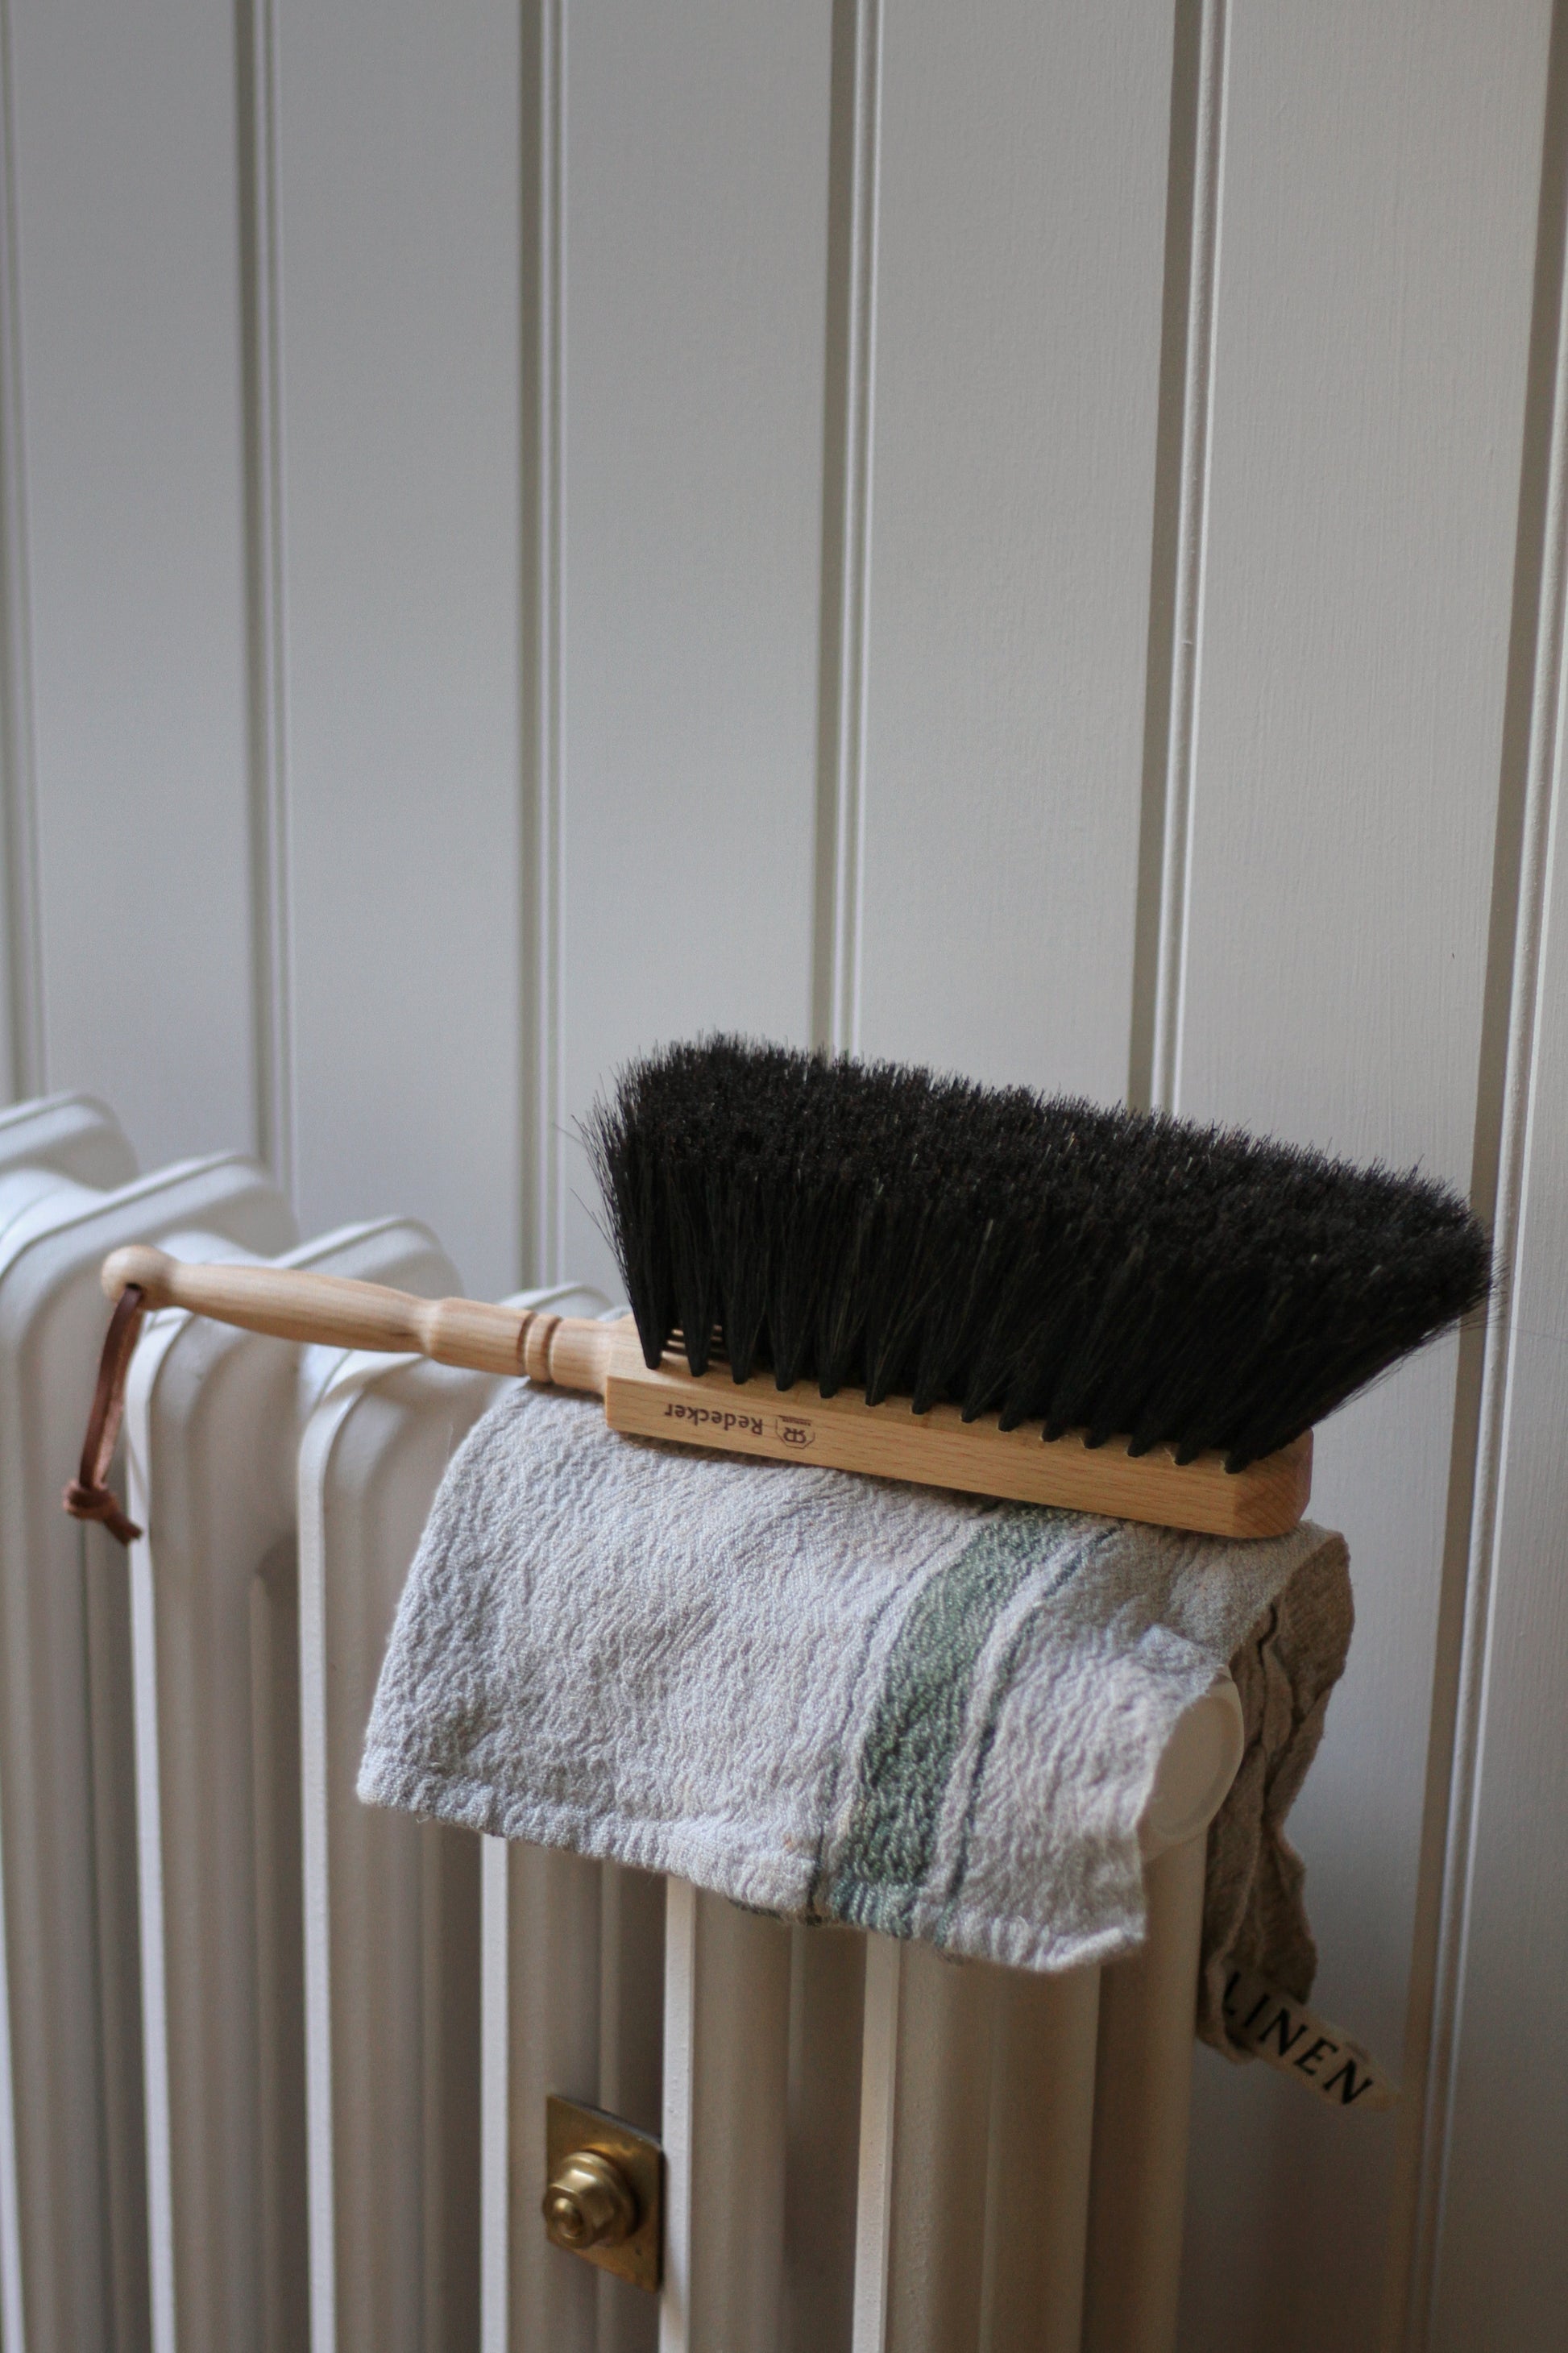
(0, 1104, 1242, 2353)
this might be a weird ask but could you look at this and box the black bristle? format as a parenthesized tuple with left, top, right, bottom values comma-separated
(583, 1037, 1491, 1471)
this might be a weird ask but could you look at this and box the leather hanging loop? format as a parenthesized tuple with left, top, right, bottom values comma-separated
(62, 1284, 147, 1546)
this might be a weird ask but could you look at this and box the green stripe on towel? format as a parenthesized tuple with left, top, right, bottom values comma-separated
(824, 1513, 1078, 1938)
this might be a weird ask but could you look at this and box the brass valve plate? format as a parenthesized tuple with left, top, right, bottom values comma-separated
(543, 2094, 662, 2292)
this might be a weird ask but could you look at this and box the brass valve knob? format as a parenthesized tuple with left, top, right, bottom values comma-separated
(541, 2148, 640, 2253)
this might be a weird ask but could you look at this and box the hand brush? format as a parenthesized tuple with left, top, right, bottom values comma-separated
(67, 1036, 1488, 1543)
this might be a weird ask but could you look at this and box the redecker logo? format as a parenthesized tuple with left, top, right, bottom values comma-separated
(774, 1415, 815, 1449)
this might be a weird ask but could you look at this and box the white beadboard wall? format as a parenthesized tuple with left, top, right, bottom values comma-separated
(0, 1, 1562, 2347)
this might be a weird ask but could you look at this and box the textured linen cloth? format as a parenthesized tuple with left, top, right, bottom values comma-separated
(359, 1386, 1351, 2053)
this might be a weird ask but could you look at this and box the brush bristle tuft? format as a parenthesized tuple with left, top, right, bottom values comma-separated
(583, 1037, 1490, 1472)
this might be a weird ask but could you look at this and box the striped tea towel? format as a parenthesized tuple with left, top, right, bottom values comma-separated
(359, 1386, 1351, 2049)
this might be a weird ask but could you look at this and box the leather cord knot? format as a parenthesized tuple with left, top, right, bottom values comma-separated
(61, 1284, 147, 1546)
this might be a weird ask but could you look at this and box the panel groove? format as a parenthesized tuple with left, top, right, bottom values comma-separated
(236, 0, 296, 1193)
(479, 1839, 508, 2353)
(521, 0, 567, 1284)
(1127, 0, 1205, 1112)
(1389, 7, 1568, 2343)
(811, 0, 881, 1058)
(1130, 0, 1228, 1118)
(0, 0, 42, 1105)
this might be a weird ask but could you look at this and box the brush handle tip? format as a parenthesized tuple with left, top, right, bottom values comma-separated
(102, 1243, 175, 1304)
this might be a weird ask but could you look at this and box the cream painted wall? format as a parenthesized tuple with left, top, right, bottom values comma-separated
(1, 2, 1562, 2345)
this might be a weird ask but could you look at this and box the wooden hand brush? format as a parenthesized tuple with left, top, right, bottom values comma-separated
(67, 1038, 1489, 1543)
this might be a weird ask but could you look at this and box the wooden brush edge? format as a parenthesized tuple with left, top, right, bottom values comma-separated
(603, 1346, 1311, 1539)
(101, 1247, 1312, 1539)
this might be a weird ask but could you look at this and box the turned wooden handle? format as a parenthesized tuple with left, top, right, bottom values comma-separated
(90, 1250, 1312, 1537)
(99, 1245, 617, 1394)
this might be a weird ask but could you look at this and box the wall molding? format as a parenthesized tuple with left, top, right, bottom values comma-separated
(811, 0, 881, 1060)
(0, 0, 42, 1107)
(521, 0, 566, 1284)
(1389, 6, 1568, 2340)
(0, 12, 31, 2338)
(237, 0, 295, 1195)
(1130, 0, 1228, 1118)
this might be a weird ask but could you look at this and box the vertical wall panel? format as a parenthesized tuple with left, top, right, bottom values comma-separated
(1433, 763, 1568, 2344)
(558, 0, 832, 1293)
(276, 0, 523, 1296)
(1172, 7, 1550, 2349)
(854, 1, 1173, 1096)
(1425, 30, 1568, 2318)
(6, 0, 255, 1162)
(0, 2, 1565, 2338)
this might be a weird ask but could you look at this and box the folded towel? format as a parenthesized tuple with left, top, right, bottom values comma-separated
(359, 1387, 1351, 2052)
